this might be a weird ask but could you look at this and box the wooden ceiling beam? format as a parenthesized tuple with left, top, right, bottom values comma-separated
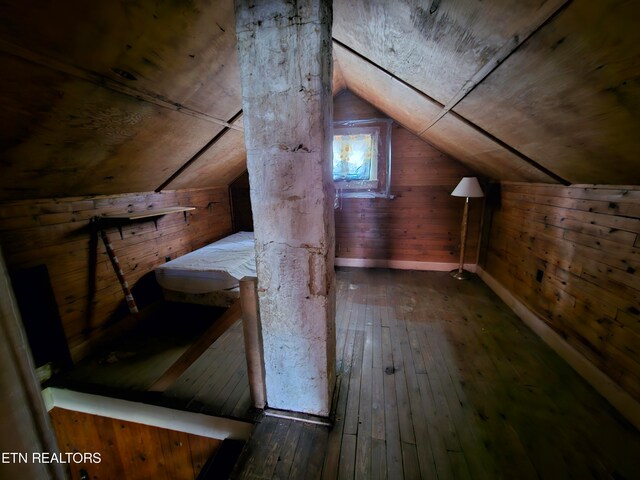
(332, 38, 569, 185)
(155, 110, 243, 192)
(0, 38, 243, 132)
(419, 0, 572, 135)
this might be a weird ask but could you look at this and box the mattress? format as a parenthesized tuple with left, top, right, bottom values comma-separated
(155, 231, 256, 296)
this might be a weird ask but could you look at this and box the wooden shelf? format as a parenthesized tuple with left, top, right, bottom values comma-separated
(101, 206, 195, 220)
(98, 206, 196, 238)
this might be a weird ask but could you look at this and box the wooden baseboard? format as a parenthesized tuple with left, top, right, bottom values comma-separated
(335, 257, 477, 272)
(477, 266, 640, 431)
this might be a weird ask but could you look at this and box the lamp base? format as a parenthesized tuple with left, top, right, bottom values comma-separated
(450, 269, 473, 280)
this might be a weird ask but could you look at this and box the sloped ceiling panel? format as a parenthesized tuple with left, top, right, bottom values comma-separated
(333, 44, 441, 132)
(169, 122, 247, 190)
(422, 114, 556, 183)
(0, 0, 243, 200)
(333, 0, 566, 104)
(334, 44, 556, 183)
(453, 0, 640, 185)
(0, 0, 369, 200)
(333, 55, 347, 95)
(0, 0, 241, 120)
(1, 0, 638, 199)
(0, 52, 227, 199)
(333, 0, 565, 184)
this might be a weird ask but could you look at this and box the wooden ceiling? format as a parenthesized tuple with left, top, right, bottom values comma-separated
(0, 0, 638, 200)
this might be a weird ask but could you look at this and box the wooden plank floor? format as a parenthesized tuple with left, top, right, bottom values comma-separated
(163, 319, 255, 420)
(233, 268, 640, 479)
(55, 302, 257, 422)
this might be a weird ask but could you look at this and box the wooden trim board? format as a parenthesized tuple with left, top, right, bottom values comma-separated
(477, 266, 640, 431)
(101, 206, 195, 220)
(42, 387, 253, 441)
(335, 257, 477, 272)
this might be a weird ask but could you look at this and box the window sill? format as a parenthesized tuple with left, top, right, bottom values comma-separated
(337, 192, 395, 199)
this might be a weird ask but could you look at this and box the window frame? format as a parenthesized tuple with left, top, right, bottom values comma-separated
(332, 118, 393, 199)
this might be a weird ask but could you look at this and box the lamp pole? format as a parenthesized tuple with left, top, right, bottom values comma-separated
(453, 197, 470, 279)
(450, 177, 483, 280)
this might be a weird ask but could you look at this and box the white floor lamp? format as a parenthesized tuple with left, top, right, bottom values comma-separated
(450, 177, 484, 280)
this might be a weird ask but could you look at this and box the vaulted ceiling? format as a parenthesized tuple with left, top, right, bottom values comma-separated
(0, 0, 638, 201)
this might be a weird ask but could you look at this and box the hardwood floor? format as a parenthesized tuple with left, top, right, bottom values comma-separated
(233, 268, 640, 479)
(56, 268, 640, 478)
(164, 318, 255, 421)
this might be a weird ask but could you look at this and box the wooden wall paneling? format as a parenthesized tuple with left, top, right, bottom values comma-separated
(483, 182, 640, 403)
(333, 92, 482, 265)
(333, 88, 386, 121)
(220, 91, 482, 263)
(49, 407, 221, 480)
(333, 53, 347, 94)
(0, 187, 233, 362)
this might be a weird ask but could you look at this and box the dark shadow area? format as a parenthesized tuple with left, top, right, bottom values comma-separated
(48, 298, 259, 423)
(51, 302, 225, 392)
(9, 264, 72, 371)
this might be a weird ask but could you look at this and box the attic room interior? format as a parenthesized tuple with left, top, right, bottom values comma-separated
(1, 0, 639, 479)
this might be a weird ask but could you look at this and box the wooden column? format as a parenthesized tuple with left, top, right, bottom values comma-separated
(239, 277, 266, 409)
(235, 0, 336, 416)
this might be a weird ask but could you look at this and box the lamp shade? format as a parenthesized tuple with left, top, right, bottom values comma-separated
(451, 177, 484, 198)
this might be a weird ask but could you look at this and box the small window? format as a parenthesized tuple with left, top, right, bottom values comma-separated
(333, 132, 378, 183)
(333, 119, 392, 198)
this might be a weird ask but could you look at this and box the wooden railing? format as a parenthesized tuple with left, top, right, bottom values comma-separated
(149, 276, 267, 412)
(239, 276, 266, 409)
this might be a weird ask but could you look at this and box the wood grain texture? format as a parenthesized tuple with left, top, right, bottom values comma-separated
(333, 0, 566, 105)
(454, 0, 640, 184)
(0, 187, 233, 362)
(0, 0, 246, 199)
(334, 92, 482, 264)
(0, 52, 232, 199)
(0, 0, 241, 120)
(482, 182, 640, 402)
(422, 113, 558, 183)
(232, 268, 640, 478)
(49, 407, 221, 480)
(168, 128, 248, 191)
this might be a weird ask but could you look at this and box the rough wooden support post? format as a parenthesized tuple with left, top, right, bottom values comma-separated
(235, 0, 336, 416)
(239, 276, 266, 409)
